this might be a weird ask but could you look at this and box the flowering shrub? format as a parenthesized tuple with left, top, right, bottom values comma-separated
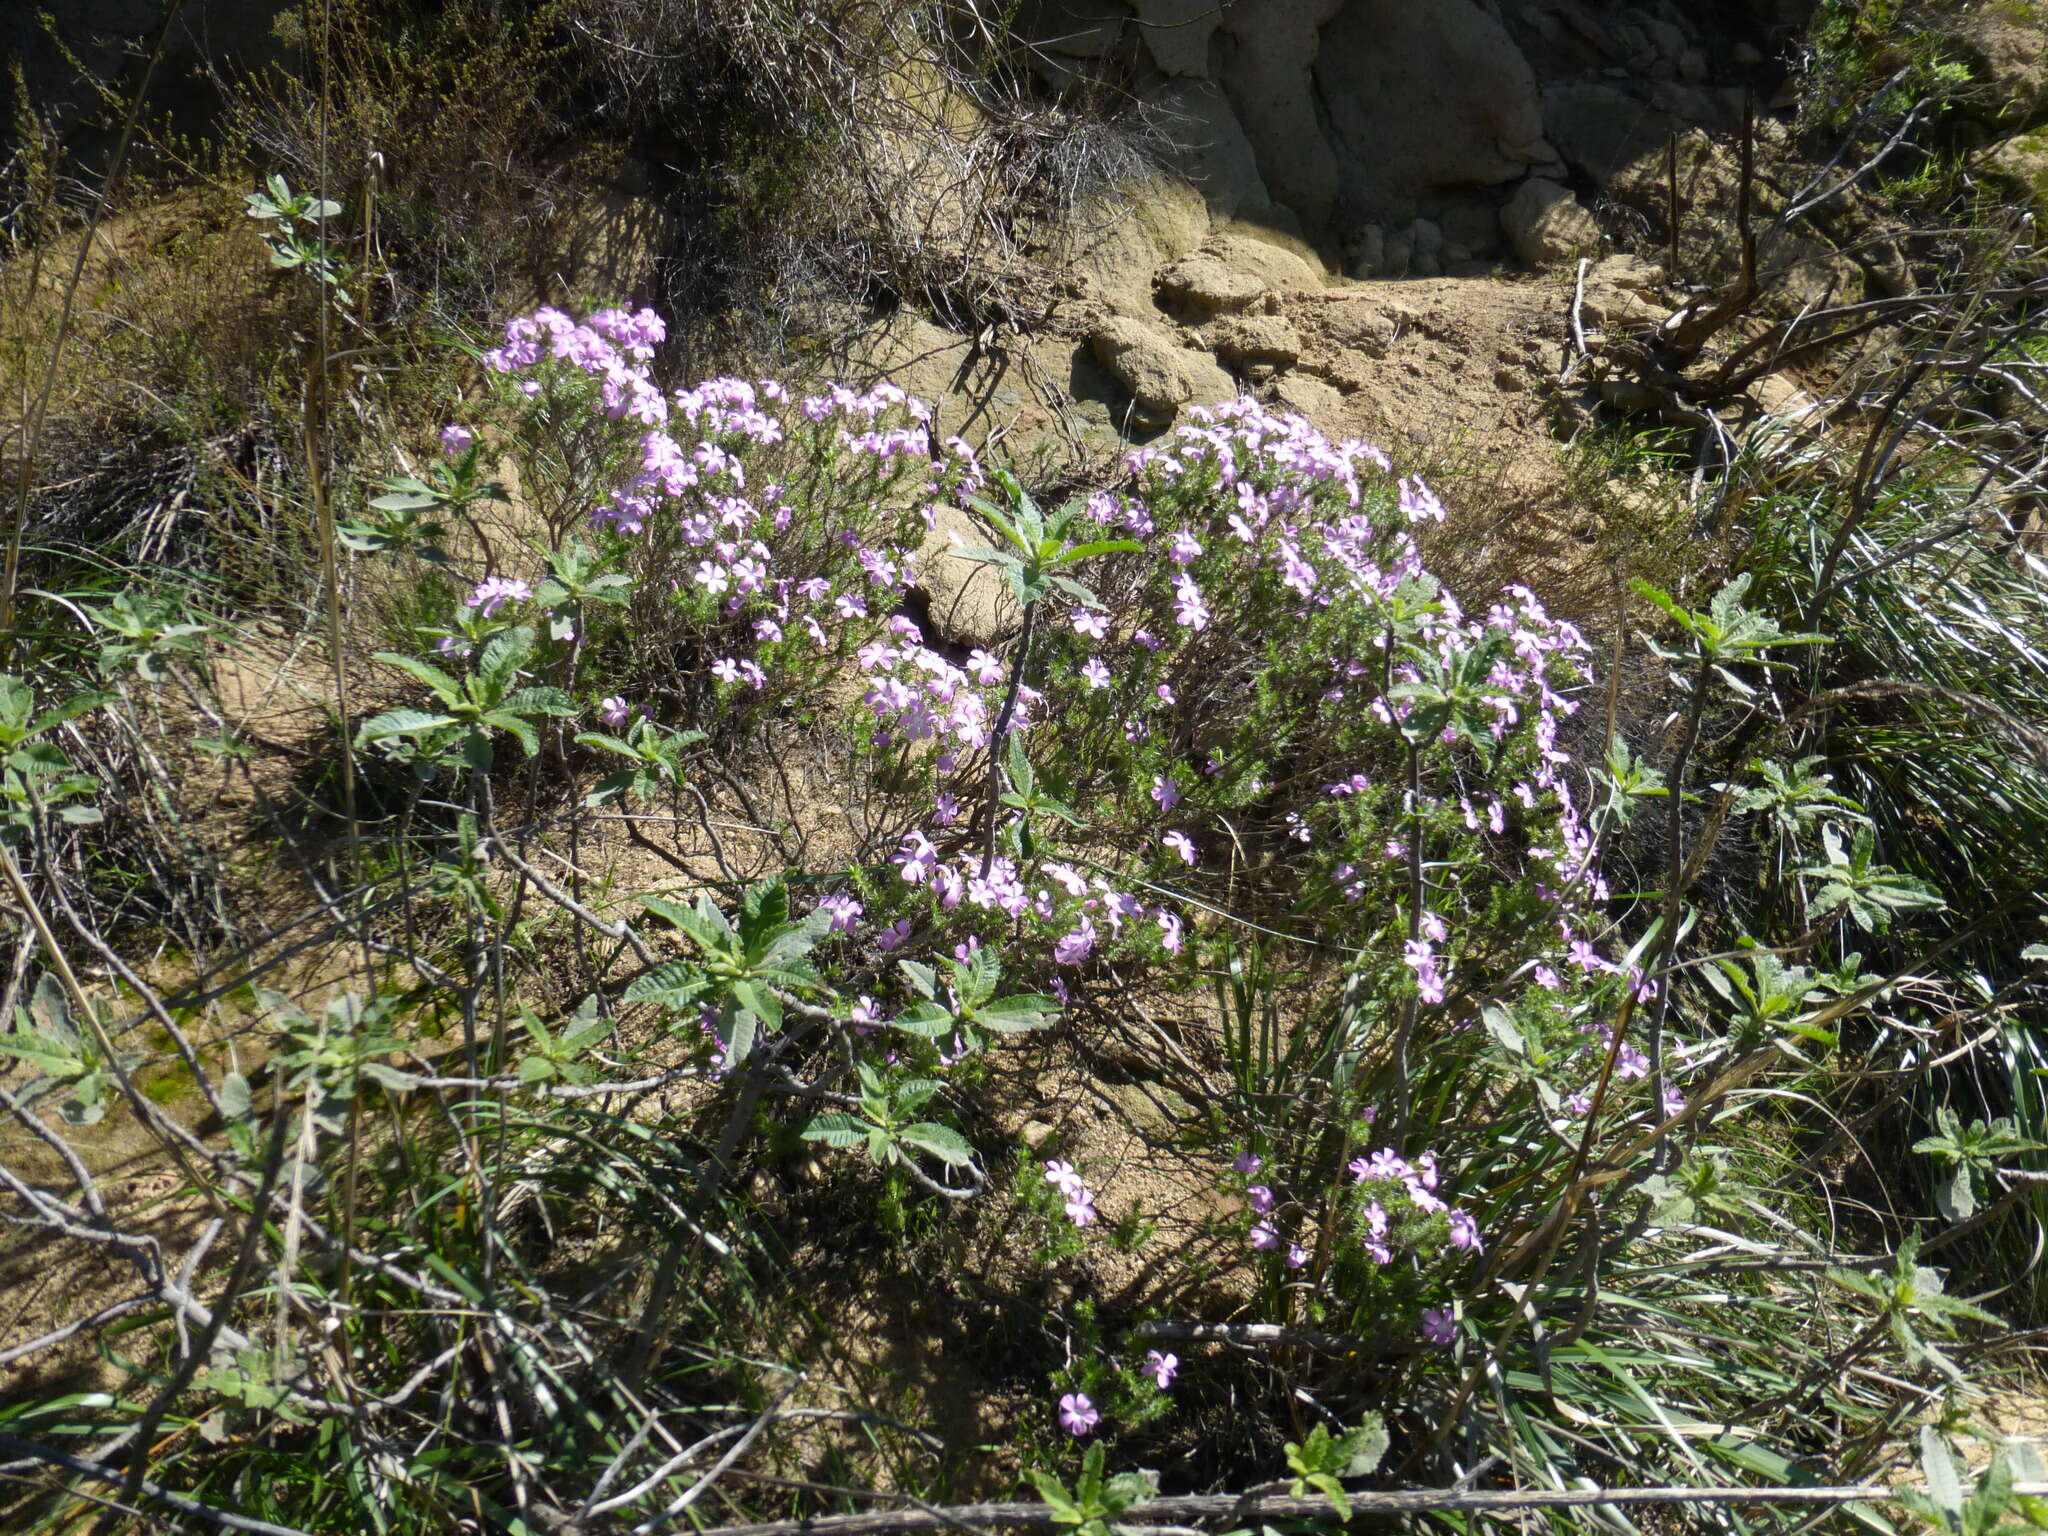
(11, 108, 2039, 1531)
(351, 304, 1780, 1411)
(13, 292, 1974, 1529)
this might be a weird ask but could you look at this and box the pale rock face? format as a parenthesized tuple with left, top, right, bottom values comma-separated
(1217, 0, 1347, 232)
(1207, 314, 1303, 369)
(1145, 79, 1275, 224)
(1089, 316, 1234, 425)
(1316, 0, 1554, 218)
(1134, 0, 1225, 78)
(1500, 177, 1601, 266)
(1157, 232, 1326, 315)
(1315, 297, 1399, 357)
(1061, 173, 1213, 317)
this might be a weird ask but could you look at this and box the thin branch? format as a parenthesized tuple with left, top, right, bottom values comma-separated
(682, 1480, 2048, 1536)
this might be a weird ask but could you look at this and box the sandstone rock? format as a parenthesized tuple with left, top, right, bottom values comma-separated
(1646, 80, 1722, 125)
(1218, 0, 1347, 231)
(1089, 316, 1235, 425)
(1381, 230, 1414, 276)
(1345, 225, 1386, 279)
(1642, 17, 1688, 64)
(1091, 316, 1195, 415)
(922, 503, 1023, 649)
(1589, 254, 1665, 292)
(1214, 221, 1330, 280)
(1578, 254, 1669, 325)
(1156, 253, 1268, 312)
(1599, 376, 1662, 412)
(1438, 200, 1503, 255)
(1501, 177, 1601, 265)
(1063, 172, 1212, 316)
(1134, 0, 1222, 78)
(1178, 348, 1242, 408)
(1146, 79, 1273, 222)
(1033, 1, 1124, 59)
(1209, 314, 1302, 368)
(1541, 80, 1681, 184)
(1273, 371, 1345, 425)
(1316, 0, 1553, 221)
(1157, 232, 1324, 313)
(1103, 1079, 1194, 1135)
(1580, 287, 1668, 328)
(1498, 0, 1617, 76)
(1753, 372, 1825, 427)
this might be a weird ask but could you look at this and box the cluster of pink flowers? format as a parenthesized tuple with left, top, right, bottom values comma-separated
(890, 837, 1184, 967)
(476, 309, 984, 725)
(467, 576, 531, 617)
(855, 618, 1020, 751)
(1044, 1159, 1097, 1226)
(1222, 1143, 1484, 1280)
(467, 315, 1676, 1159)
(1348, 1147, 1483, 1260)
(484, 305, 670, 421)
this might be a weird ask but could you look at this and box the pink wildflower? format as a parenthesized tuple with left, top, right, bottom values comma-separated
(1058, 1393, 1099, 1437)
(1053, 916, 1096, 966)
(466, 576, 530, 616)
(818, 894, 862, 933)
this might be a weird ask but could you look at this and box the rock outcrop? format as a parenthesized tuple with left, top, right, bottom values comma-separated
(1316, 0, 1556, 218)
(1089, 316, 1236, 427)
(1500, 178, 1601, 267)
(1157, 233, 1327, 315)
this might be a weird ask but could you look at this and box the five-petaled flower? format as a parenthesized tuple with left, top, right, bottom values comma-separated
(466, 576, 531, 617)
(818, 894, 862, 933)
(1058, 1393, 1099, 1437)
